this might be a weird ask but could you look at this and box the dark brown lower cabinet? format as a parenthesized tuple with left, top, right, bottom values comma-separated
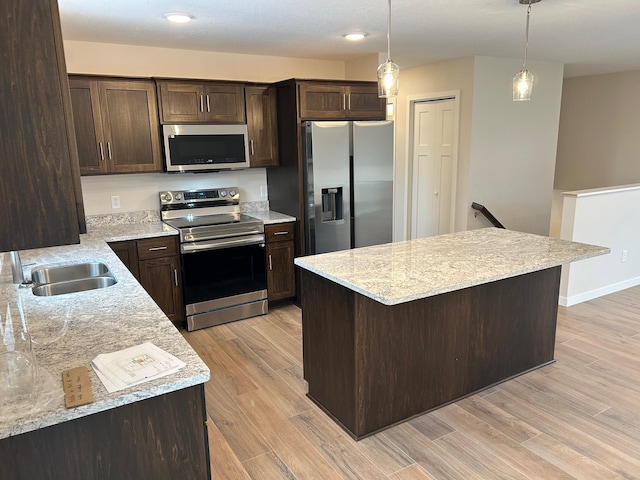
(300, 266, 561, 439)
(0, 385, 210, 479)
(109, 236, 184, 325)
(265, 223, 295, 302)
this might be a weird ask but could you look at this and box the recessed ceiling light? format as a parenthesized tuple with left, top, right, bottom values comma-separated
(344, 32, 367, 41)
(164, 13, 193, 24)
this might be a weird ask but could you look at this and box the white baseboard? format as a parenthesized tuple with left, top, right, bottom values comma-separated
(559, 276, 640, 307)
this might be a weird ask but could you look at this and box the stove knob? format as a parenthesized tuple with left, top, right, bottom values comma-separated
(229, 189, 237, 197)
(219, 190, 227, 197)
(161, 193, 173, 202)
(175, 193, 183, 200)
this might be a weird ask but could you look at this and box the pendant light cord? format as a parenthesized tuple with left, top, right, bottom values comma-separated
(522, 1, 532, 69)
(387, 0, 392, 61)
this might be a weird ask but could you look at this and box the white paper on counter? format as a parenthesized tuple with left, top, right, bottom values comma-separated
(91, 342, 186, 393)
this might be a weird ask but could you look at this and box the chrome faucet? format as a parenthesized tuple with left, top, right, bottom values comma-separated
(9, 251, 30, 285)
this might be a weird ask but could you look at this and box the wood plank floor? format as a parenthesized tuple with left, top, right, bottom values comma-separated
(181, 285, 640, 479)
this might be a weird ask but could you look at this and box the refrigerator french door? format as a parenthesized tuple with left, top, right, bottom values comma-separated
(303, 120, 394, 255)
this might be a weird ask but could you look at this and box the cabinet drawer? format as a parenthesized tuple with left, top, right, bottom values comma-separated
(265, 223, 295, 243)
(137, 236, 178, 260)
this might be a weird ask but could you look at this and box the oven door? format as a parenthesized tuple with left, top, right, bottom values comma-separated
(181, 236, 267, 331)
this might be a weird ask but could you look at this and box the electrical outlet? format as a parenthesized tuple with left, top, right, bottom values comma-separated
(111, 195, 121, 209)
(622, 249, 628, 262)
(260, 185, 268, 197)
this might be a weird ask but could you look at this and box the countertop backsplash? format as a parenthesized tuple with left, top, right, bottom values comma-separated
(86, 201, 270, 227)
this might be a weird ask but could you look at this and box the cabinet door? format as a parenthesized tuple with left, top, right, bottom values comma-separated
(346, 85, 386, 119)
(203, 84, 246, 123)
(266, 241, 295, 302)
(157, 82, 205, 123)
(99, 80, 163, 173)
(108, 240, 140, 280)
(139, 255, 184, 324)
(68, 77, 107, 175)
(245, 86, 279, 168)
(298, 84, 346, 119)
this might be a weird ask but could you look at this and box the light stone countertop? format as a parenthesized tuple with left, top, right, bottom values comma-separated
(245, 210, 296, 224)
(0, 223, 208, 440)
(294, 228, 610, 306)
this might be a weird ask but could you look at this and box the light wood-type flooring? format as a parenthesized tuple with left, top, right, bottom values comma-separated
(181, 285, 640, 479)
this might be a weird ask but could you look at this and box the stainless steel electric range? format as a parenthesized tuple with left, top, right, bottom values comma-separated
(160, 187, 267, 331)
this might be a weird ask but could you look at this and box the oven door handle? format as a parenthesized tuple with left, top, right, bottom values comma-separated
(181, 234, 265, 254)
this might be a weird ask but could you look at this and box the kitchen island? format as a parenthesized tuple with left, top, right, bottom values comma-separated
(294, 228, 609, 439)
(0, 222, 210, 479)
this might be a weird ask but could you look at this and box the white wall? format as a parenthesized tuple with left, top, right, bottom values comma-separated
(81, 170, 267, 215)
(63, 40, 347, 215)
(559, 184, 640, 306)
(467, 57, 564, 235)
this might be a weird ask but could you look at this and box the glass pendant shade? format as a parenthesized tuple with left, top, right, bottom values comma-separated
(513, 68, 534, 101)
(377, 59, 400, 98)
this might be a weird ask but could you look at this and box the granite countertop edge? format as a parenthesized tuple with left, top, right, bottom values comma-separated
(294, 228, 610, 306)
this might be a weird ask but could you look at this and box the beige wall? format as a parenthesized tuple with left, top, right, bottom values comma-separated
(63, 40, 345, 82)
(468, 57, 564, 235)
(555, 70, 640, 191)
(344, 54, 379, 81)
(392, 57, 475, 239)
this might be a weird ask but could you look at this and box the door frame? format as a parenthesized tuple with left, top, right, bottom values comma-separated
(405, 91, 460, 239)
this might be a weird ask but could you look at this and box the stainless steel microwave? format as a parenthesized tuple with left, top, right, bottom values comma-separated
(162, 124, 250, 172)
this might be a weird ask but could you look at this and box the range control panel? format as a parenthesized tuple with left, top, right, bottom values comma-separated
(159, 187, 239, 206)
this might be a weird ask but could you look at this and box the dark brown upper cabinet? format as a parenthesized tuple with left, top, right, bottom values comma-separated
(0, 0, 84, 252)
(156, 80, 246, 124)
(298, 82, 386, 120)
(245, 86, 279, 168)
(68, 76, 163, 175)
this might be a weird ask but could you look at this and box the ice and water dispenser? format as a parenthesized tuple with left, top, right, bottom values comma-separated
(321, 187, 344, 222)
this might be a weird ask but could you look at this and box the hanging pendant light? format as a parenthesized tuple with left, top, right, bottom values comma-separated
(378, 0, 399, 98)
(513, 0, 541, 101)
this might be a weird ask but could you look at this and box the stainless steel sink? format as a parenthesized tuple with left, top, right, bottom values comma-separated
(30, 261, 117, 297)
(31, 262, 110, 285)
(32, 276, 117, 296)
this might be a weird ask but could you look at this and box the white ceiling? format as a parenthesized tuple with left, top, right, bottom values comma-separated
(57, 0, 640, 78)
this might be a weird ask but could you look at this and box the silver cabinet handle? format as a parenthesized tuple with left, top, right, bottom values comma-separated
(148, 246, 168, 251)
(98, 142, 104, 161)
(348, 93, 351, 110)
(107, 142, 112, 160)
(250, 139, 255, 156)
(206, 94, 211, 113)
(273, 231, 289, 236)
(173, 268, 178, 287)
(342, 94, 346, 110)
(268, 254, 273, 271)
(199, 94, 204, 112)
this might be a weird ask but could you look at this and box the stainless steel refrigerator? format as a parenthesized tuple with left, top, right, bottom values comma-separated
(302, 120, 394, 255)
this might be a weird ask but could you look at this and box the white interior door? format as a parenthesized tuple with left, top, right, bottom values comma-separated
(410, 98, 456, 239)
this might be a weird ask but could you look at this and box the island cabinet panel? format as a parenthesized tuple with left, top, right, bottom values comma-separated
(300, 266, 562, 439)
(0, 385, 210, 479)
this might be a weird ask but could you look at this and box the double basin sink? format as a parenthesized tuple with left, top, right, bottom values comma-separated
(31, 262, 117, 296)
